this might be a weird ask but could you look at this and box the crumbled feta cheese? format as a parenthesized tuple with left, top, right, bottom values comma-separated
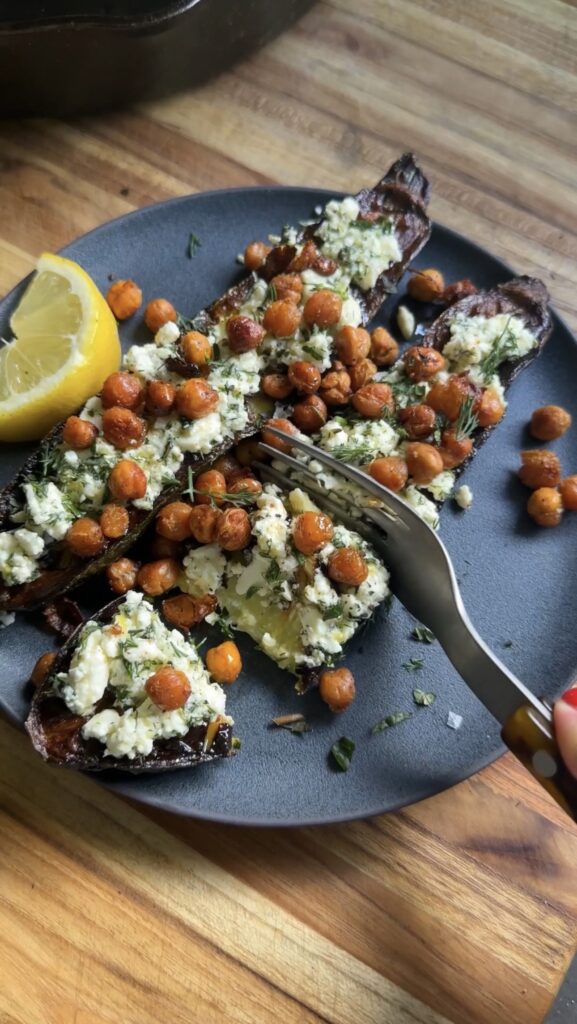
(402, 485, 440, 531)
(446, 711, 463, 730)
(22, 481, 74, 540)
(443, 313, 536, 383)
(154, 320, 181, 347)
(423, 470, 455, 502)
(397, 305, 415, 340)
(0, 610, 15, 628)
(181, 544, 226, 597)
(454, 484, 473, 510)
(0, 529, 46, 586)
(263, 329, 334, 372)
(316, 197, 401, 290)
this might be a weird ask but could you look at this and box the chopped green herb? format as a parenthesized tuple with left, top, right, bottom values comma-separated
(411, 625, 435, 644)
(265, 559, 281, 584)
(329, 443, 376, 463)
(265, 283, 278, 304)
(412, 688, 436, 707)
(245, 584, 260, 599)
(176, 312, 195, 333)
(322, 603, 344, 621)
(372, 711, 412, 733)
(231, 737, 242, 750)
(390, 379, 428, 407)
(402, 656, 424, 672)
(187, 232, 201, 258)
(271, 714, 311, 735)
(478, 317, 516, 382)
(330, 736, 355, 771)
(454, 395, 479, 441)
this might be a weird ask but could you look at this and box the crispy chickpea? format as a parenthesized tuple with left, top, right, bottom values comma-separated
(229, 477, 263, 499)
(108, 459, 147, 502)
(227, 314, 265, 354)
(475, 387, 505, 427)
(62, 415, 97, 450)
(217, 507, 252, 551)
(292, 394, 328, 434)
(156, 501, 193, 542)
(106, 557, 138, 594)
(100, 504, 130, 539)
(327, 547, 368, 587)
(368, 456, 408, 492)
(194, 469, 227, 506)
(403, 346, 446, 382)
(235, 438, 263, 466)
(319, 365, 352, 407)
(145, 379, 176, 417)
(106, 279, 142, 320)
(288, 360, 321, 395)
(189, 504, 222, 544)
(370, 327, 399, 367)
(227, 465, 256, 486)
(527, 487, 563, 528)
(349, 357, 377, 392)
(405, 442, 444, 484)
(518, 450, 561, 490)
(560, 476, 577, 511)
(335, 326, 371, 365)
(270, 272, 303, 304)
(176, 379, 219, 420)
(136, 558, 180, 596)
(263, 299, 302, 338)
(351, 382, 394, 419)
(261, 417, 299, 453)
(319, 667, 356, 713)
(261, 372, 294, 400)
(30, 651, 57, 688)
(438, 428, 473, 469)
(180, 330, 212, 365)
(145, 667, 191, 711)
(66, 518, 106, 558)
(206, 640, 242, 685)
(442, 278, 477, 305)
(212, 453, 241, 482)
(288, 239, 321, 273)
(102, 407, 146, 449)
(244, 240, 271, 271)
(530, 404, 572, 441)
(144, 298, 177, 334)
(303, 289, 342, 328)
(149, 535, 183, 560)
(427, 375, 475, 421)
(407, 268, 445, 303)
(101, 371, 144, 411)
(162, 593, 217, 632)
(292, 511, 333, 555)
(398, 403, 436, 440)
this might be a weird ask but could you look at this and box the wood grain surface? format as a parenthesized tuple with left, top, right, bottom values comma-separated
(1, 2, 577, 1022)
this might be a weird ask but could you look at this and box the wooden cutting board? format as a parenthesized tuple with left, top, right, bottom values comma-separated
(1, 2, 577, 1021)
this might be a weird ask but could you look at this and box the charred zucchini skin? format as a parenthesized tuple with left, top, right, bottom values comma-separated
(25, 596, 233, 773)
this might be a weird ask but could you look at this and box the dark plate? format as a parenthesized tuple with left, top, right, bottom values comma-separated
(2, 186, 577, 826)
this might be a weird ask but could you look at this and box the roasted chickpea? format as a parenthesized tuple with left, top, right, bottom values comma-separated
(427, 375, 475, 421)
(370, 327, 399, 367)
(530, 404, 572, 441)
(227, 314, 265, 354)
(442, 278, 477, 305)
(292, 394, 328, 434)
(144, 298, 177, 334)
(227, 465, 256, 486)
(288, 239, 321, 273)
(335, 326, 371, 365)
(351, 382, 394, 418)
(149, 536, 183, 560)
(106, 557, 139, 594)
(206, 640, 242, 685)
(303, 289, 342, 328)
(211, 453, 241, 482)
(145, 379, 176, 417)
(101, 371, 144, 410)
(106, 279, 142, 320)
(145, 667, 191, 711)
(518, 450, 562, 490)
(62, 415, 97, 450)
(30, 651, 57, 688)
(100, 504, 130, 539)
(176, 379, 219, 420)
(180, 330, 212, 365)
(193, 469, 227, 506)
(527, 487, 563, 528)
(263, 243, 297, 280)
(261, 372, 294, 400)
(263, 299, 302, 338)
(403, 346, 446, 382)
(292, 511, 333, 555)
(66, 518, 106, 558)
(270, 272, 303, 305)
(162, 593, 217, 632)
(319, 667, 356, 713)
(560, 476, 577, 511)
(156, 501, 193, 542)
(405, 442, 444, 484)
(319, 365, 352, 407)
(189, 504, 222, 544)
(367, 456, 408, 492)
(228, 477, 263, 499)
(108, 459, 147, 502)
(217, 507, 252, 551)
(288, 360, 321, 395)
(348, 357, 377, 392)
(261, 417, 299, 453)
(327, 547, 368, 587)
(235, 438, 263, 466)
(102, 407, 146, 450)
(407, 268, 445, 302)
(136, 558, 180, 596)
(475, 387, 505, 427)
(438, 428, 473, 469)
(244, 240, 271, 271)
(398, 403, 436, 440)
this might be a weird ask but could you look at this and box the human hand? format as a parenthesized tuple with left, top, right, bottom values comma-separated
(553, 688, 577, 780)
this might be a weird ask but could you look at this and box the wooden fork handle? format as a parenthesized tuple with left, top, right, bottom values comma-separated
(502, 703, 577, 822)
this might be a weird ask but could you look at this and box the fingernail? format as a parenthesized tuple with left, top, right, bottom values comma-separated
(561, 686, 577, 709)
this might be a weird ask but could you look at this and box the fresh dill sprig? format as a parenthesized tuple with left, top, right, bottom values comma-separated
(478, 317, 517, 382)
(454, 395, 479, 441)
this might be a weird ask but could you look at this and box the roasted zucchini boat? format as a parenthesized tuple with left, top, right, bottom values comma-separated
(0, 153, 431, 612)
(26, 590, 233, 771)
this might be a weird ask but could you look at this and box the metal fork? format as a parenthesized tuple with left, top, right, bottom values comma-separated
(259, 426, 577, 822)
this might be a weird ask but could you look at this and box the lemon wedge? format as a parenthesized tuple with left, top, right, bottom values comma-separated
(0, 252, 121, 441)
